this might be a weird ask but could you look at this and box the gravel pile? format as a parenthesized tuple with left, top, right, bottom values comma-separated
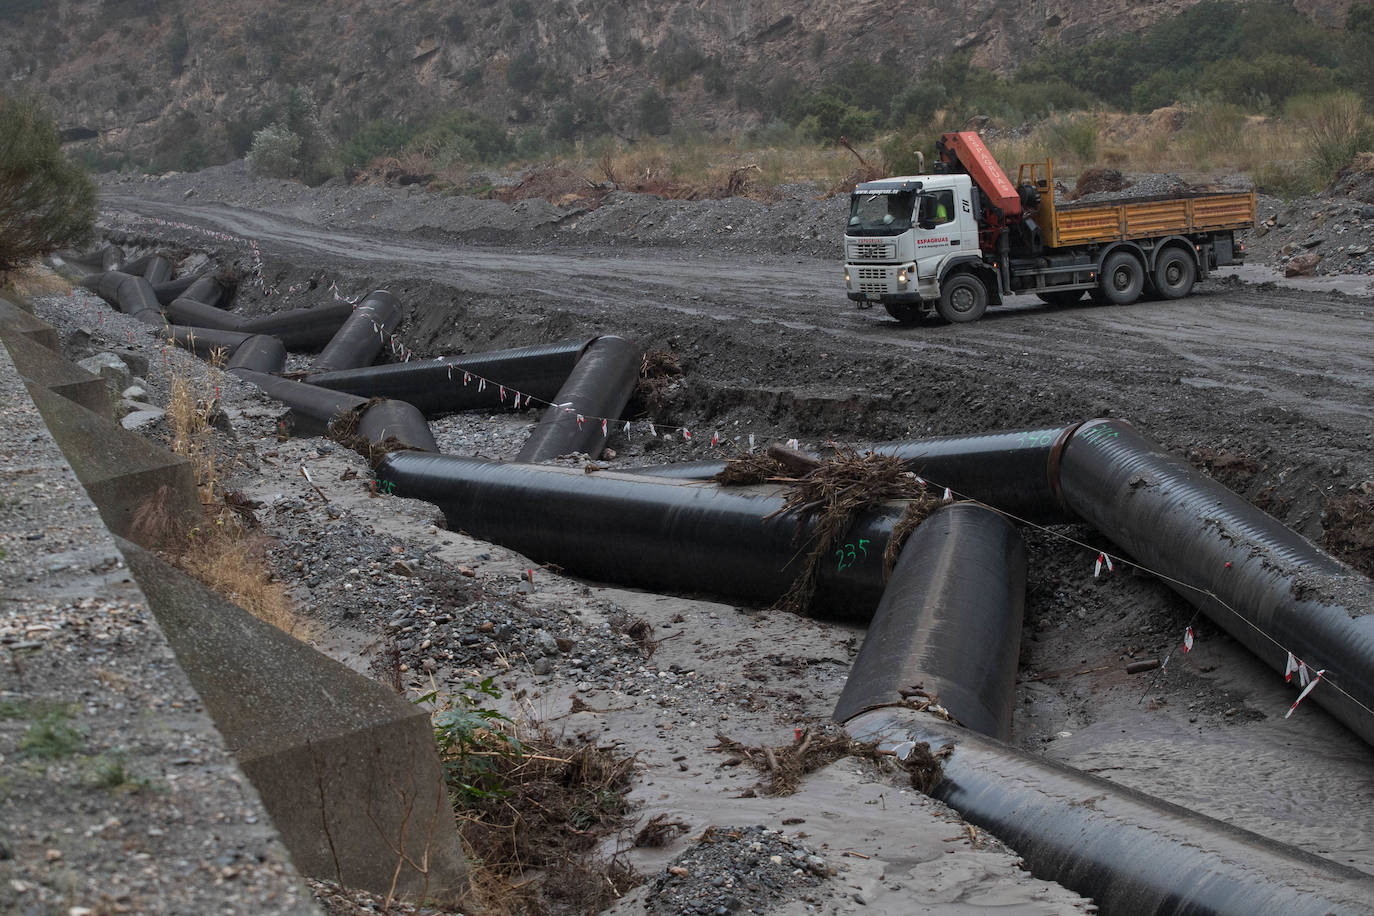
(642, 826, 832, 915)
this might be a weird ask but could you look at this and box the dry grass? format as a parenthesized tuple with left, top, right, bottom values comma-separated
(2, 264, 74, 299)
(711, 723, 951, 797)
(145, 349, 315, 639)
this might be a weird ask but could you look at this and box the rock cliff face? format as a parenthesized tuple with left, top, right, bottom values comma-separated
(0, 0, 1352, 169)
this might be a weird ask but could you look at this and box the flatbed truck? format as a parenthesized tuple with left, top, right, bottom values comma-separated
(843, 131, 1256, 323)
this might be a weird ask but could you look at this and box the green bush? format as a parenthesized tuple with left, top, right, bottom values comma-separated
(337, 119, 416, 168)
(1290, 91, 1374, 184)
(245, 124, 302, 178)
(1042, 114, 1099, 163)
(881, 126, 937, 176)
(636, 88, 672, 136)
(0, 92, 97, 274)
(407, 110, 513, 165)
(507, 48, 544, 94)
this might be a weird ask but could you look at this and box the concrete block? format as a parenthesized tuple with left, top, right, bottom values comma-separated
(0, 324, 112, 418)
(0, 296, 60, 350)
(116, 538, 468, 907)
(22, 383, 200, 540)
(78, 351, 132, 390)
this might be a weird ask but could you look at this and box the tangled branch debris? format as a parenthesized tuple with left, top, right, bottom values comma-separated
(716, 448, 944, 613)
(710, 724, 950, 797)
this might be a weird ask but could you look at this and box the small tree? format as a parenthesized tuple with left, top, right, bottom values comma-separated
(0, 91, 96, 276)
(245, 123, 302, 179)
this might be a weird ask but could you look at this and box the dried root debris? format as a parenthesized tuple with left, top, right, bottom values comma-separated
(1323, 490, 1374, 578)
(455, 727, 642, 914)
(710, 724, 950, 798)
(715, 447, 945, 613)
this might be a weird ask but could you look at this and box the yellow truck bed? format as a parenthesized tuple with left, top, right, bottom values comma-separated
(1043, 192, 1257, 248)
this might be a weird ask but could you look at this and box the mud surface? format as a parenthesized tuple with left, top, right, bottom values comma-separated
(58, 171, 1374, 911)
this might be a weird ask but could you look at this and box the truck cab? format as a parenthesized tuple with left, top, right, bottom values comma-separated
(844, 174, 991, 323)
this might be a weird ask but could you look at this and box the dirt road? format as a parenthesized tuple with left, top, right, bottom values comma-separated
(91, 185, 1374, 911)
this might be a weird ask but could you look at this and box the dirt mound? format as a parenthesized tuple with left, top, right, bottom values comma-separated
(1069, 167, 1127, 200)
(490, 167, 611, 209)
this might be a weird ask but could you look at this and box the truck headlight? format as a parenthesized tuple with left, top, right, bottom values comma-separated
(897, 268, 909, 288)
(844, 268, 851, 284)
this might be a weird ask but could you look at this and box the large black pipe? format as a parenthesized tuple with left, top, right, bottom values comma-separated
(311, 290, 402, 371)
(356, 400, 439, 454)
(517, 335, 640, 462)
(833, 504, 1026, 739)
(166, 295, 245, 331)
(305, 339, 592, 417)
(375, 453, 900, 617)
(151, 275, 204, 305)
(1057, 418, 1374, 748)
(143, 255, 173, 285)
(167, 325, 255, 359)
(229, 369, 369, 438)
(116, 254, 154, 277)
(623, 426, 1080, 524)
(239, 302, 356, 351)
(226, 335, 288, 374)
(85, 271, 164, 324)
(842, 707, 1374, 915)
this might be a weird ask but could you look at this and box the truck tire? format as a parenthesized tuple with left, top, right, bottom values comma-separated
(937, 273, 989, 323)
(884, 302, 923, 324)
(1153, 247, 1197, 299)
(1037, 289, 1085, 306)
(1098, 251, 1144, 305)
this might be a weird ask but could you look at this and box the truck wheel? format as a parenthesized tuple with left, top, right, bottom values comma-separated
(937, 273, 988, 323)
(1153, 247, 1197, 299)
(1037, 290, 1085, 306)
(1099, 251, 1144, 305)
(883, 302, 923, 324)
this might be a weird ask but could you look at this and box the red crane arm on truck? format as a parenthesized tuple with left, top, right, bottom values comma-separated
(937, 131, 1022, 220)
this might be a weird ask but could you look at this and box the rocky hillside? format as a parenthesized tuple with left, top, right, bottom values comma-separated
(0, 0, 1354, 170)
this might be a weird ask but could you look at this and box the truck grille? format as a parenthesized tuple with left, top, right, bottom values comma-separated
(849, 242, 895, 260)
(855, 266, 892, 295)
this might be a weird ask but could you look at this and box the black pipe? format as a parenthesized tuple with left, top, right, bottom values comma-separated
(869, 426, 1080, 524)
(1057, 418, 1374, 748)
(229, 369, 369, 438)
(833, 504, 1025, 739)
(305, 339, 593, 417)
(842, 707, 1374, 915)
(150, 275, 203, 304)
(117, 254, 154, 277)
(86, 271, 164, 323)
(166, 294, 245, 331)
(240, 302, 356, 352)
(357, 400, 439, 454)
(622, 425, 1080, 524)
(624, 459, 732, 480)
(517, 336, 640, 462)
(143, 255, 173, 285)
(226, 334, 288, 374)
(167, 325, 255, 359)
(311, 290, 402, 371)
(375, 453, 900, 617)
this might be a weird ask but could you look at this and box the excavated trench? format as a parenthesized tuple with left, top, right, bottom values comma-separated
(70, 246, 1374, 914)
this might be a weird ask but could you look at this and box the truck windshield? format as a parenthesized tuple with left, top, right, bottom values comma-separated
(848, 191, 916, 236)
